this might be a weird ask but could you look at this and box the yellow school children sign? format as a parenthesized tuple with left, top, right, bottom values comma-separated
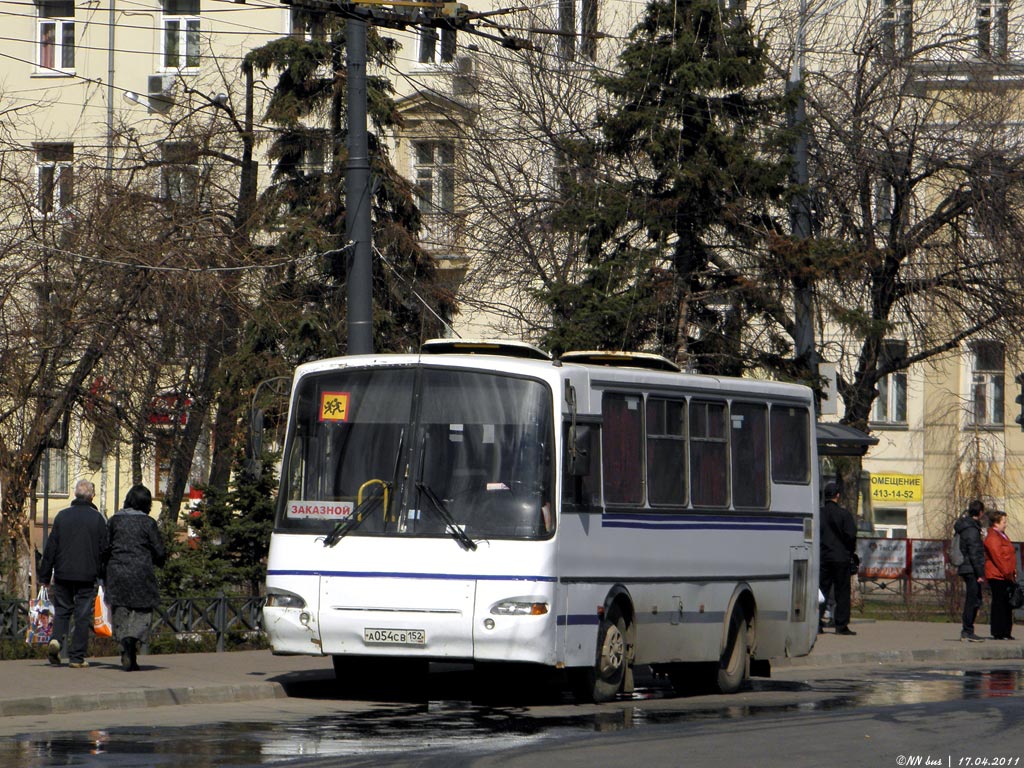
(870, 473, 923, 503)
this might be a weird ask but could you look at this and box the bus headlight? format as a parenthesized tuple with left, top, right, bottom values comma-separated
(490, 598, 549, 616)
(265, 589, 307, 609)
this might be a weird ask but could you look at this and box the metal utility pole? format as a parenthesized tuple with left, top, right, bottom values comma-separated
(106, 0, 116, 177)
(345, 13, 374, 356)
(788, 0, 819, 401)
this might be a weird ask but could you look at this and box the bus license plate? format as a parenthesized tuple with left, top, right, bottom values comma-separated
(364, 628, 426, 646)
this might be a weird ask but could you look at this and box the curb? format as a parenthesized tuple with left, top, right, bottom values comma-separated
(0, 681, 288, 718)
(774, 644, 1024, 669)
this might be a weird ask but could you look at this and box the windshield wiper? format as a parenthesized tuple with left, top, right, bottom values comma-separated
(322, 492, 385, 548)
(415, 482, 478, 551)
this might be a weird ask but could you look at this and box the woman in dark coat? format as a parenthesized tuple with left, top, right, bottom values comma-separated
(104, 484, 166, 671)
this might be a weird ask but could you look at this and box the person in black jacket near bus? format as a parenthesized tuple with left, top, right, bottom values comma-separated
(38, 479, 109, 667)
(819, 482, 858, 636)
(955, 499, 987, 642)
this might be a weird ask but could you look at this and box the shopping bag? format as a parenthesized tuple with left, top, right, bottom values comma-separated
(93, 585, 113, 637)
(26, 586, 54, 644)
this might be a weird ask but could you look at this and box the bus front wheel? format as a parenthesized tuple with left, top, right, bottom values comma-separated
(571, 611, 628, 703)
(716, 609, 750, 694)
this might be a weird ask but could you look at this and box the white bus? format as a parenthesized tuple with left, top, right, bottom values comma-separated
(262, 340, 819, 702)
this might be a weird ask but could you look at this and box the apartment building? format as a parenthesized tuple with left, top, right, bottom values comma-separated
(0, 0, 291, 528)
(5, 0, 1024, 546)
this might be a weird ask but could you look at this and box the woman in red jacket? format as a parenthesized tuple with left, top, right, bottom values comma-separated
(983, 510, 1017, 640)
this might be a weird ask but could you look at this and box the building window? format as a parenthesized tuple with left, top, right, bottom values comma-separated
(977, 0, 1009, 59)
(558, 0, 598, 60)
(42, 446, 68, 496)
(163, 0, 200, 70)
(874, 508, 907, 538)
(289, 7, 324, 41)
(413, 140, 455, 214)
(161, 141, 199, 203)
(418, 26, 457, 64)
(970, 340, 1004, 426)
(873, 340, 908, 425)
(882, 0, 913, 58)
(36, 143, 73, 214)
(37, 0, 75, 72)
(299, 133, 327, 178)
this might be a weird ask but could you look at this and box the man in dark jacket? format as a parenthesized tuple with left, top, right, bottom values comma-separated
(955, 499, 986, 642)
(819, 482, 858, 636)
(38, 479, 108, 667)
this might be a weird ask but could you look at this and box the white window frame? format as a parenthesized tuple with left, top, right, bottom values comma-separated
(977, 0, 1009, 59)
(42, 446, 69, 497)
(558, 0, 598, 60)
(970, 340, 1005, 427)
(413, 140, 455, 215)
(872, 340, 908, 425)
(36, 143, 73, 215)
(37, 0, 75, 74)
(162, 0, 201, 71)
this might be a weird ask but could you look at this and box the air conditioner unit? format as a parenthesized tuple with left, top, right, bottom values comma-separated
(147, 74, 175, 96)
(146, 74, 175, 111)
(454, 55, 476, 77)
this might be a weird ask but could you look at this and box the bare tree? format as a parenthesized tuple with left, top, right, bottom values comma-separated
(756, 0, 1024, 431)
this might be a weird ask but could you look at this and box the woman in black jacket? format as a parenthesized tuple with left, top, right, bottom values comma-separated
(104, 485, 166, 671)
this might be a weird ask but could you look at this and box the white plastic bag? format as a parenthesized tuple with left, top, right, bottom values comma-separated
(26, 586, 54, 644)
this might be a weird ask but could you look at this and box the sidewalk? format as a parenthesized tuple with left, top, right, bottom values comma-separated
(1, 620, 1022, 718)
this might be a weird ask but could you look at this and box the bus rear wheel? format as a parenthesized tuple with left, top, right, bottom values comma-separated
(571, 611, 628, 703)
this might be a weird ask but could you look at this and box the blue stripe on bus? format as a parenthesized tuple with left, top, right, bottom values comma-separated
(601, 513, 803, 532)
(266, 569, 556, 582)
(557, 614, 600, 626)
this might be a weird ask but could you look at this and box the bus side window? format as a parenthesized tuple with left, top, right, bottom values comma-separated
(770, 406, 811, 484)
(731, 402, 768, 508)
(602, 393, 643, 505)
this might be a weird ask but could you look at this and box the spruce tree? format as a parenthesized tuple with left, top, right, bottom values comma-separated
(245, 10, 453, 360)
(543, 0, 790, 372)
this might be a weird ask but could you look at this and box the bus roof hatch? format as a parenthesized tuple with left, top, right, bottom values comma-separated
(559, 350, 681, 373)
(420, 338, 552, 361)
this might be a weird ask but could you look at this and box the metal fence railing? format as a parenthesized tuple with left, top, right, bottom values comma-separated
(0, 596, 265, 651)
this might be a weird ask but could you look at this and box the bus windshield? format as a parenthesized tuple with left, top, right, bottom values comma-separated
(275, 366, 555, 541)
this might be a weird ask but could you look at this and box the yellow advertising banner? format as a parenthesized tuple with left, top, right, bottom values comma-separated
(870, 472, 922, 503)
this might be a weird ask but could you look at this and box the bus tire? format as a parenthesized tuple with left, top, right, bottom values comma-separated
(716, 609, 750, 694)
(572, 610, 628, 703)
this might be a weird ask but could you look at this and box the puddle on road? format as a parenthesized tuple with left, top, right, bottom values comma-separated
(4, 667, 1023, 767)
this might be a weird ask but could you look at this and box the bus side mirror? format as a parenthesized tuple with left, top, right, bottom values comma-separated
(568, 425, 591, 477)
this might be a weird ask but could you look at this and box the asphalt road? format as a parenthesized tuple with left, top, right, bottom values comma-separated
(4, 659, 1024, 767)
